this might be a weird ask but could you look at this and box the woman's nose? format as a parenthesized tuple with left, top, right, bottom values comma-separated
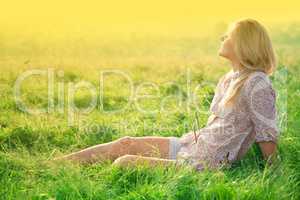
(220, 35, 228, 42)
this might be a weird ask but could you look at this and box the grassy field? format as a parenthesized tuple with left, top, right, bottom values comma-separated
(0, 23, 300, 200)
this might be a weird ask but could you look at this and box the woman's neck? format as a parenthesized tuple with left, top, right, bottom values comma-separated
(231, 60, 242, 72)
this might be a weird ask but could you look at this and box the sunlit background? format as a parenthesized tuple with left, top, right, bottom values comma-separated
(1, 0, 300, 37)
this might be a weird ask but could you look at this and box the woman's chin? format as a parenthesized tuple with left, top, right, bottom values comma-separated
(218, 51, 229, 59)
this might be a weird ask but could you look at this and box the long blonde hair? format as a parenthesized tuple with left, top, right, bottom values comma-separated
(220, 18, 277, 108)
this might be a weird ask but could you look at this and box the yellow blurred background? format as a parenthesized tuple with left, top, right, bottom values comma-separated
(1, 0, 299, 37)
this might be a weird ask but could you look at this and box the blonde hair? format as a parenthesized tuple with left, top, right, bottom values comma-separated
(220, 18, 277, 107)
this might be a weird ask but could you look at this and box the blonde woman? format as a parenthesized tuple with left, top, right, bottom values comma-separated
(57, 19, 279, 171)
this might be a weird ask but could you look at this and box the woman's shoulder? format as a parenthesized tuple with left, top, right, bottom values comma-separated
(242, 71, 276, 98)
(248, 70, 269, 80)
(244, 71, 272, 89)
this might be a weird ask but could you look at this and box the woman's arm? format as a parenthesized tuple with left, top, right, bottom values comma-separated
(257, 141, 277, 164)
(243, 75, 280, 165)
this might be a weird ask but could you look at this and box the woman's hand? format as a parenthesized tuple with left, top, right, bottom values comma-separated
(257, 141, 277, 164)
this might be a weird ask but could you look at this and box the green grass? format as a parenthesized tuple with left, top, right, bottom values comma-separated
(0, 23, 300, 199)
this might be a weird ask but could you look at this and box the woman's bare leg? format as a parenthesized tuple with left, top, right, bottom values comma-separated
(113, 155, 177, 168)
(56, 136, 171, 163)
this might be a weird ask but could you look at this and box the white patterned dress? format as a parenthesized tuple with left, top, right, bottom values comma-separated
(176, 70, 280, 171)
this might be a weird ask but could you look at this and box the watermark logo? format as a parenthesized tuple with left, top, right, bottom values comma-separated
(13, 68, 215, 127)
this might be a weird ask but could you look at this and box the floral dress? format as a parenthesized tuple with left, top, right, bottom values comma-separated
(176, 70, 280, 171)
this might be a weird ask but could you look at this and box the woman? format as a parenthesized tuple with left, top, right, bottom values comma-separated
(57, 18, 279, 171)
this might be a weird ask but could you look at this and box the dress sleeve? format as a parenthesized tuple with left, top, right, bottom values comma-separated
(243, 74, 280, 144)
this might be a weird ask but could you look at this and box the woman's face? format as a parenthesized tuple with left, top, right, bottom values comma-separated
(218, 32, 237, 61)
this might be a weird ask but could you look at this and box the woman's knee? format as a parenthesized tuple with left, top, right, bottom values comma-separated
(112, 136, 137, 155)
(117, 136, 135, 146)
